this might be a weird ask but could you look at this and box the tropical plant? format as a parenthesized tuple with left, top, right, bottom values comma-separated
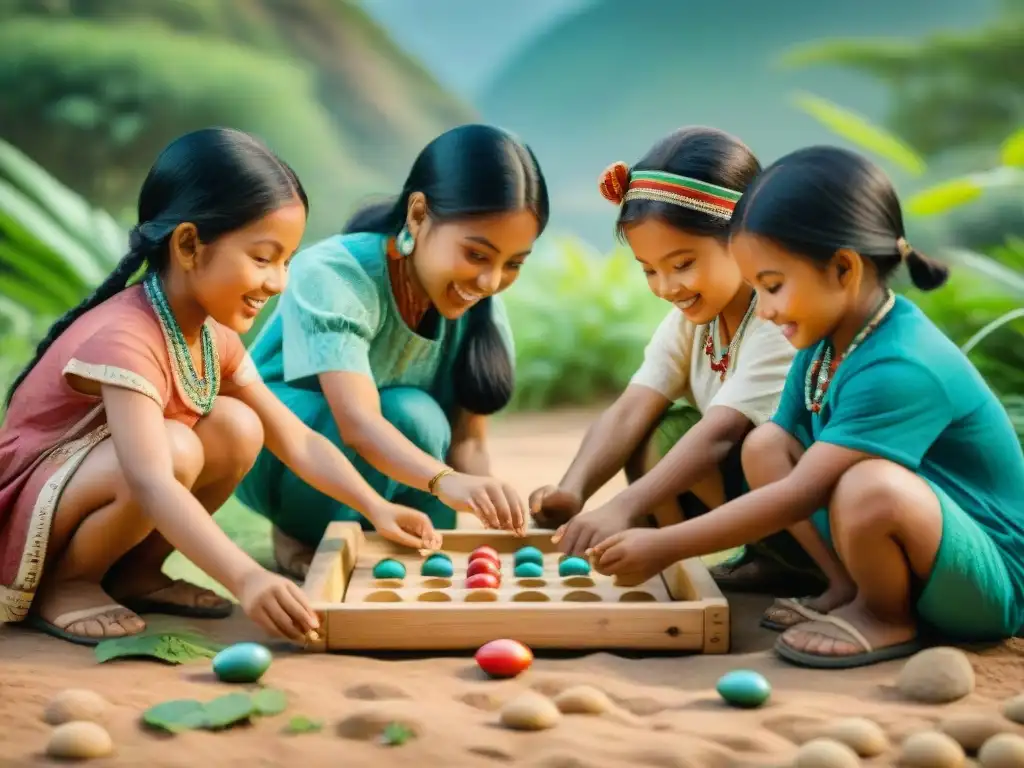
(789, 94, 1024, 439)
(502, 237, 666, 411)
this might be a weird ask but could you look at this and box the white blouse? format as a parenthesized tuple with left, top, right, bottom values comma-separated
(630, 306, 796, 426)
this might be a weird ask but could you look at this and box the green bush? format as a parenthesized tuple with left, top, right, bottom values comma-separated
(502, 236, 667, 411)
(0, 18, 374, 239)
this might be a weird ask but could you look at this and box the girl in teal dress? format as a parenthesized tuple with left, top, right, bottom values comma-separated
(588, 146, 1024, 669)
(237, 124, 549, 575)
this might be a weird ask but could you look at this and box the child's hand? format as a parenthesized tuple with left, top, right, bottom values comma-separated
(551, 499, 633, 555)
(433, 472, 526, 535)
(371, 502, 443, 551)
(237, 568, 320, 643)
(528, 485, 582, 530)
(587, 528, 676, 584)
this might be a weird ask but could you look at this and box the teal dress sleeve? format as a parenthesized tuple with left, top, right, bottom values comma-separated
(279, 238, 383, 387)
(818, 357, 953, 470)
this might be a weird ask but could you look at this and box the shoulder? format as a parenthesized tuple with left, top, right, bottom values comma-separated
(737, 316, 797, 366)
(289, 233, 387, 287)
(283, 234, 388, 318)
(647, 308, 695, 358)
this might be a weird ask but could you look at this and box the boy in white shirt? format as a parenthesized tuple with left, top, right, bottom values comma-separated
(530, 127, 852, 628)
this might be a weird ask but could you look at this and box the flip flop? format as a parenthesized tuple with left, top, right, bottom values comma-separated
(119, 579, 234, 619)
(25, 604, 146, 647)
(774, 612, 924, 669)
(760, 596, 825, 632)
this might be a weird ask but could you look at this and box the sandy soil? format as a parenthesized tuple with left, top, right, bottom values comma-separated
(2, 408, 1023, 767)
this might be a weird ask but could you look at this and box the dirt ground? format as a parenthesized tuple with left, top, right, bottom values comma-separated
(2, 408, 1023, 767)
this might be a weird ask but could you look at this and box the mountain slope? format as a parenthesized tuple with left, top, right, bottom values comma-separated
(0, 0, 476, 240)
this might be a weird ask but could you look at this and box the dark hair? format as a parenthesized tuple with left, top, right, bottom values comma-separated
(6, 126, 308, 406)
(731, 145, 949, 291)
(614, 126, 762, 241)
(342, 123, 549, 415)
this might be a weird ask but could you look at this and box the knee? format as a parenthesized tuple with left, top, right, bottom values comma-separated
(165, 422, 205, 486)
(379, 387, 451, 458)
(740, 423, 792, 482)
(204, 397, 265, 474)
(829, 460, 904, 538)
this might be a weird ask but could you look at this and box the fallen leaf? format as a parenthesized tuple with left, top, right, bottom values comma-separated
(380, 721, 414, 746)
(142, 699, 206, 733)
(283, 715, 323, 735)
(96, 631, 225, 665)
(252, 688, 287, 716)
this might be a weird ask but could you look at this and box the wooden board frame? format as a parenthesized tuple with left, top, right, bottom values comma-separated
(301, 521, 729, 653)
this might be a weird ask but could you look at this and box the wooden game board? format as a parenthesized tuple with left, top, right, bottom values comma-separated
(300, 521, 729, 653)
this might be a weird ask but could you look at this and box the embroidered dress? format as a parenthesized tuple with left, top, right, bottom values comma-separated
(0, 281, 258, 623)
(236, 232, 516, 545)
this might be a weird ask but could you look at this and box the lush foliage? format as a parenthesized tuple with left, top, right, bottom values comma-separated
(781, 0, 1024, 156)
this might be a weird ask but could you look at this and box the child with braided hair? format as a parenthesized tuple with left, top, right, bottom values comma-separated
(589, 146, 1024, 668)
(0, 128, 440, 646)
(529, 127, 853, 616)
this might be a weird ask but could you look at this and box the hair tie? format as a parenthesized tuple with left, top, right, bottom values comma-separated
(896, 236, 913, 260)
(599, 161, 631, 205)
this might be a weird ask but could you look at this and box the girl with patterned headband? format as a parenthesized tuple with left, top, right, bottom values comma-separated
(530, 126, 840, 609)
(590, 145, 1024, 669)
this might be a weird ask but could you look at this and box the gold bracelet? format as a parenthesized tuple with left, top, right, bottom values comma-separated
(428, 467, 454, 496)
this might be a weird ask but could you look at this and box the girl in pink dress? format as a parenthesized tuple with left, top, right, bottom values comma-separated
(0, 128, 440, 646)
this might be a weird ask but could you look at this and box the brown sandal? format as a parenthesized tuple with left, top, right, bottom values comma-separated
(26, 603, 146, 647)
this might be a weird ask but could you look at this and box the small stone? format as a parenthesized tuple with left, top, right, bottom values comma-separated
(715, 669, 771, 708)
(421, 557, 453, 578)
(499, 692, 561, 731)
(899, 731, 966, 768)
(793, 738, 861, 768)
(46, 721, 114, 760)
(557, 556, 591, 578)
(373, 558, 406, 580)
(43, 689, 110, 725)
(212, 642, 272, 683)
(940, 714, 1012, 753)
(896, 647, 975, 704)
(979, 733, 1024, 768)
(818, 717, 889, 757)
(553, 685, 613, 715)
(1003, 695, 1024, 725)
(514, 561, 544, 579)
(514, 546, 544, 567)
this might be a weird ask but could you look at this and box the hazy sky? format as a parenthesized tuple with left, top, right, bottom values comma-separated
(361, 0, 594, 98)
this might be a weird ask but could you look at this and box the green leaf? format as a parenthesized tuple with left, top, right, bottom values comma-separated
(283, 715, 323, 735)
(252, 687, 287, 716)
(1001, 128, 1024, 168)
(142, 699, 206, 733)
(906, 178, 984, 216)
(379, 722, 415, 746)
(789, 91, 927, 176)
(202, 693, 256, 730)
(95, 631, 226, 665)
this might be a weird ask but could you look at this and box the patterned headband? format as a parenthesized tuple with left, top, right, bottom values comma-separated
(599, 161, 742, 221)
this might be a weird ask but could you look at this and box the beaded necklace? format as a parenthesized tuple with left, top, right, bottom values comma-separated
(804, 289, 895, 413)
(386, 237, 432, 331)
(702, 292, 757, 382)
(142, 271, 220, 415)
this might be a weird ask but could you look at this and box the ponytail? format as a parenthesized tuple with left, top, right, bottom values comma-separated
(452, 297, 514, 415)
(5, 247, 146, 406)
(904, 247, 950, 292)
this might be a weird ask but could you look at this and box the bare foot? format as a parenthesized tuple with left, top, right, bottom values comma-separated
(32, 580, 145, 641)
(273, 525, 313, 580)
(778, 600, 918, 660)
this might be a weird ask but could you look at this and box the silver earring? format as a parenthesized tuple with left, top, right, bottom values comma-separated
(396, 226, 415, 257)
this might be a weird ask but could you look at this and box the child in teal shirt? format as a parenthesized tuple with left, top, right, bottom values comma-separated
(237, 125, 547, 575)
(587, 145, 1024, 669)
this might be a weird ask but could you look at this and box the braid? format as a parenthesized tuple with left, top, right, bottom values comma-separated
(5, 246, 148, 407)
